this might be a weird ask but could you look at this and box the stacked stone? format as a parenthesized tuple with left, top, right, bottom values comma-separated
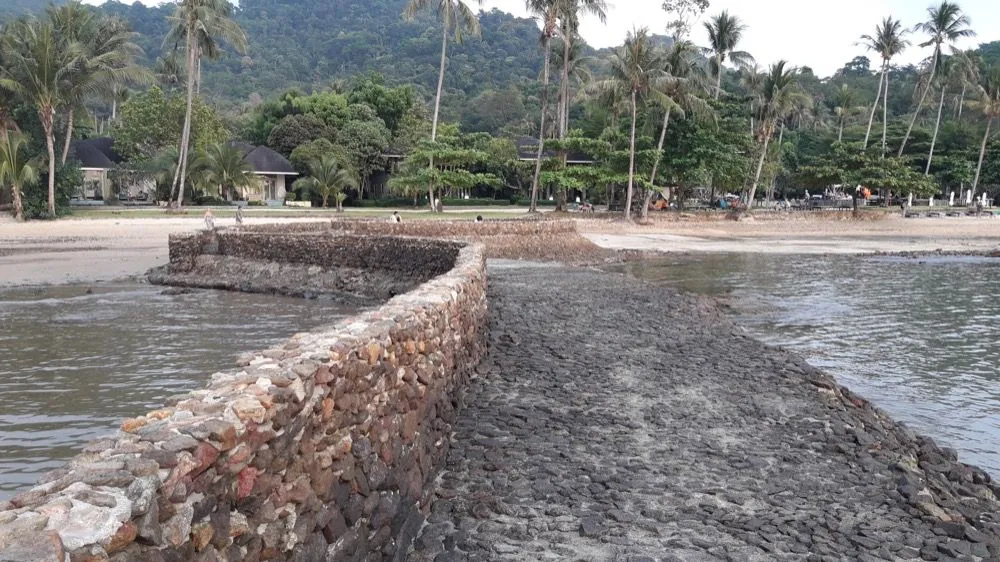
(0, 243, 487, 562)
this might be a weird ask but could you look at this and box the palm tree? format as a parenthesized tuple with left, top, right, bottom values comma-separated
(552, 31, 596, 137)
(50, 5, 149, 164)
(859, 16, 909, 152)
(194, 142, 256, 201)
(404, 0, 483, 143)
(524, 0, 606, 213)
(748, 61, 807, 206)
(950, 49, 980, 119)
(165, 0, 247, 208)
(970, 66, 1000, 194)
(898, 1, 974, 156)
(0, 18, 81, 217)
(703, 10, 753, 100)
(925, 56, 958, 174)
(294, 155, 358, 210)
(644, 39, 711, 218)
(154, 54, 185, 92)
(739, 64, 763, 135)
(591, 28, 665, 220)
(0, 132, 36, 221)
(833, 84, 860, 142)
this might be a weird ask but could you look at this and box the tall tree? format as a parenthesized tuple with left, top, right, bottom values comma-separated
(165, 0, 247, 208)
(645, 39, 711, 218)
(0, 18, 81, 216)
(50, 4, 149, 164)
(524, 0, 606, 213)
(591, 28, 665, 220)
(859, 16, 909, 152)
(970, 66, 1000, 194)
(950, 49, 980, 119)
(898, 1, 974, 156)
(833, 84, 859, 143)
(403, 0, 483, 143)
(553, 30, 596, 138)
(703, 10, 753, 100)
(0, 132, 35, 222)
(747, 61, 807, 206)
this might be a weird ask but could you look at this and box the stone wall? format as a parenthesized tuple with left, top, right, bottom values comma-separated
(151, 231, 464, 302)
(242, 218, 615, 264)
(0, 236, 488, 562)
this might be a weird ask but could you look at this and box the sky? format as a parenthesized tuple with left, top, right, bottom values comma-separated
(480, 0, 1000, 77)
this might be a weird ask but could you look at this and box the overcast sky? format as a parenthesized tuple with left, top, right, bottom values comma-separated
(481, 0, 999, 77)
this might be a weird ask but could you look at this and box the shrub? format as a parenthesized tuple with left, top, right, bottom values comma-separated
(22, 163, 81, 219)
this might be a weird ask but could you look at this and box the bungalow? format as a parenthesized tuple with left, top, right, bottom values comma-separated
(228, 142, 298, 203)
(69, 138, 298, 204)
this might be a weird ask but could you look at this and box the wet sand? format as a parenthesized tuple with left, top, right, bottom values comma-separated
(2, 214, 999, 286)
(579, 214, 1000, 254)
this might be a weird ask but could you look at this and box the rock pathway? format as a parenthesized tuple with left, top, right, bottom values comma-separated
(410, 261, 1000, 562)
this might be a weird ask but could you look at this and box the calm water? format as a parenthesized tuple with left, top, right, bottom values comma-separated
(0, 284, 356, 500)
(620, 254, 1000, 475)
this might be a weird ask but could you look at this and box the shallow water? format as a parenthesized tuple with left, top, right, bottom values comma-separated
(619, 254, 1000, 475)
(0, 284, 356, 500)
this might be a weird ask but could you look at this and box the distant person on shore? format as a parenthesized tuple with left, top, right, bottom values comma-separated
(475, 215, 484, 223)
(389, 211, 401, 223)
(234, 205, 244, 226)
(204, 209, 215, 231)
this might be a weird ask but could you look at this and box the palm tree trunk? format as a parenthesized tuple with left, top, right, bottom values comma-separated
(838, 114, 844, 143)
(957, 84, 967, 119)
(863, 63, 886, 150)
(748, 127, 772, 208)
(926, 87, 946, 175)
(196, 47, 202, 96)
(529, 34, 552, 214)
(174, 28, 198, 209)
(41, 107, 56, 216)
(60, 108, 74, 165)
(882, 69, 890, 156)
(624, 90, 637, 221)
(714, 55, 722, 100)
(431, 23, 448, 142)
(642, 108, 671, 221)
(899, 49, 939, 157)
(972, 116, 993, 193)
(560, 34, 571, 138)
(2, 128, 24, 221)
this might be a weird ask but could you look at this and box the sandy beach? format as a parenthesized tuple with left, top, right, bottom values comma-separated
(2, 213, 999, 286)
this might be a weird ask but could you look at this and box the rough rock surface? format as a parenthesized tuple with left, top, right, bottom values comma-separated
(411, 261, 1000, 562)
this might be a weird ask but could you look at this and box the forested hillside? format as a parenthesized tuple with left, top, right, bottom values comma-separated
(97, 0, 547, 115)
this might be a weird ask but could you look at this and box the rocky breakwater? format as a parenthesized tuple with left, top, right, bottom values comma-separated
(149, 229, 464, 302)
(0, 234, 488, 561)
(244, 218, 616, 264)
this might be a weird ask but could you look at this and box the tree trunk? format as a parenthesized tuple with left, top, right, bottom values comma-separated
(747, 127, 772, 208)
(899, 49, 939, 157)
(926, 86, 946, 175)
(882, 69, 890, 156)
(714, 54, 722, 100)
(972, 116, 993, 193)
(173, 27, 198, 209)
(431, 23, 448, 141)
(41, 107, 56, 216)
(111, 96, 116, 121)
(643, 108, 671, 221)
(2, 129, 24, 221)
(60, 108, 74, 165)
(322, 194, 329, 208)
(624, 90, 637, 221)
(838, 114, 844, 143)
(529, 34, 552, 214)
(957, 84, 967, 119)
(427, 184, 434, 212)
(863, 63, 886, 150)
(196, 48, 202, 95)
(560, 33, 571, 138)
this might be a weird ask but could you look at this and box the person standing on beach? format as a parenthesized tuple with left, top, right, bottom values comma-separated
(204, 210, 215, 231)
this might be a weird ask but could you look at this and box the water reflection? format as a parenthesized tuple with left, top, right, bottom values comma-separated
(620, 254, 1000, 474)
(0, 284, 356, 499)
